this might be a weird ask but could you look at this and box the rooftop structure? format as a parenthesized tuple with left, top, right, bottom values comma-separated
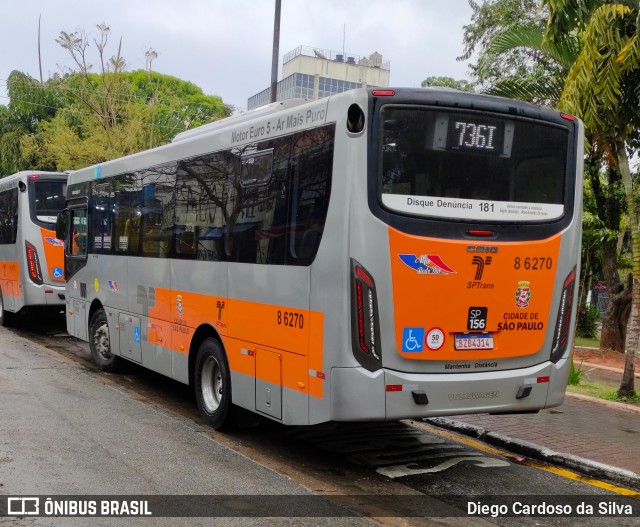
(247, 45, 390, 110)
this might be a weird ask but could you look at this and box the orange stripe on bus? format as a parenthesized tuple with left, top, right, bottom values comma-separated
(146, 287, 324, 398)
(0, 260, 20, 282)
(0, 261, 21, 300)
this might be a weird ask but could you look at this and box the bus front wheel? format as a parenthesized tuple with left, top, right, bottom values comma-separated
(89, 308, 122, 372)
(194, 338, 236, 430)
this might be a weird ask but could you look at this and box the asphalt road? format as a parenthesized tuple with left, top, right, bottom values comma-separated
(1, 315, 638, 526)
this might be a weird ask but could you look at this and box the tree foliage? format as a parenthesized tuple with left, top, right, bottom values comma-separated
(543, 0, 640, 396)
(459, 0, 559, 92)
(421, 76, 474, 92)
(0, 23, 232, 175)
(477, 21, 581, 104)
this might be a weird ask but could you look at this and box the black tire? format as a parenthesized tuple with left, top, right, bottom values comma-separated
(194, 338, 236, 430)
(0, 289, 14, 328)
(89, 308, 122, 372)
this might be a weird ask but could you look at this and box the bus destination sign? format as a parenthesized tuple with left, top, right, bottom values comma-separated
(446, 118, 505, 155)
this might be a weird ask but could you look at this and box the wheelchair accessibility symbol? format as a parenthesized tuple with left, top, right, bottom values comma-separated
(402, 327, 424, 352)
(52, 267, 64, 279)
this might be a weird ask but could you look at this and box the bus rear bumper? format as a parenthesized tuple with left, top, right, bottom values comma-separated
(23, 283, 66, 307)
(330, 358, 571, 421)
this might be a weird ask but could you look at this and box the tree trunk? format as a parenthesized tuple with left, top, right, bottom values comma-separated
(599, 238, 627, 352)
(586, 154, 625, 351)
(616, 145, 638, 397)
(600, 273, 632, 352)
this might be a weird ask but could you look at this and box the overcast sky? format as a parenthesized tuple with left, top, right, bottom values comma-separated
(0, 0, 474, 111)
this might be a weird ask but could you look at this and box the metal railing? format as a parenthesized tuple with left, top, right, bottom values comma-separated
(283, 45, 390, 71)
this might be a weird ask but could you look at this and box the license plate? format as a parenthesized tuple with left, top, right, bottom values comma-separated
(454, 333, 494, 350)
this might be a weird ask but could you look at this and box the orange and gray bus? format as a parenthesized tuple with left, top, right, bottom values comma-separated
(57, 88, 583, 429)
(0, 171, 67, 326)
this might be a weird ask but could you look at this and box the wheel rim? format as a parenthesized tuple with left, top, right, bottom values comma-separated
(201, 355, 223, 413)
(93, 321, 111, 360)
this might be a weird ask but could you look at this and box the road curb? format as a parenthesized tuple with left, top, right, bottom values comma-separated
(425, 417, 640, 491)
(565, 391, 640, 414)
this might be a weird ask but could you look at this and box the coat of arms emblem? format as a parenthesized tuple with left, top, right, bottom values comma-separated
(177, 294, 183, 317)
(515, 281, 531, 309)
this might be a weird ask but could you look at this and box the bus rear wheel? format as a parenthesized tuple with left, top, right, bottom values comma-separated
(89, 308, 122, 372)
(194, 338, 236, 430)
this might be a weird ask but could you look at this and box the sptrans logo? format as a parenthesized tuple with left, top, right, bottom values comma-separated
(398, 254, 456, 275)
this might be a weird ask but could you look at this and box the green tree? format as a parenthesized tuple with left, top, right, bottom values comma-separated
(477, 21, 580, 104)
(459, 0, 555, 91)
(421, 76, 474, 92)
(0, 23, 232, 173)
(474, 16, 632, 353)
(544, 0, 640, 397)
(0, 71, 63, 174)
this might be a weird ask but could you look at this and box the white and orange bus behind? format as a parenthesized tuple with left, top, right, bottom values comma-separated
(0, 171, 67, 326)
(57, 88, 583, 429)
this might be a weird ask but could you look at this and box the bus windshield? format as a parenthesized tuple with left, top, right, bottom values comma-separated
(33, 180, 67, 225)
(380, 106, 569, 222)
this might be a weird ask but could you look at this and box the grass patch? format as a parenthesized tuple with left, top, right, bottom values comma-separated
(567, 380, 640, 405)
(568, 360, 587, 385)
(574, 336, 600, 348)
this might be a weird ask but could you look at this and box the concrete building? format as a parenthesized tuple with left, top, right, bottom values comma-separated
(247, 45, 390, 110)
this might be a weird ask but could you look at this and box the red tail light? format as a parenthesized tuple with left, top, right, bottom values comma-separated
(467, 230, 494, 237)
(25, 241, 43, 285)
(372, 90, 395, 97)
(550, 267, 576, 362)
(351, 259, 381, 371)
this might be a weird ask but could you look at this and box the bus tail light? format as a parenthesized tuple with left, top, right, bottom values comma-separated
(25, 241, 43, 285)
(350, 259, 381, 371)
(372, 90, 395, 97)
(550, 267, 576, 363)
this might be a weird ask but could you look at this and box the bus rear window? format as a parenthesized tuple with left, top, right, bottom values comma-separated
(33, 180, 67, 225)
(380, 107, 569, 222)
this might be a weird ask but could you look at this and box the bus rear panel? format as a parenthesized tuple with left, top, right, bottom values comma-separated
(0, 172, 67, 322)
(335, 90, 583, 420)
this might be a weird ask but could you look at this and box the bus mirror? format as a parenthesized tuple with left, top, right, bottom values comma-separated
(56, 211, 67, 241)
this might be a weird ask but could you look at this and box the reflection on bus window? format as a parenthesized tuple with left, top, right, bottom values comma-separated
(34, 181, 67, 225)
(0, 188, 18, 245)
(92, 124, 336, 265)
(70, 208, 88, 257)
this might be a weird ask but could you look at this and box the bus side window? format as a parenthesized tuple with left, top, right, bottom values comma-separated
(175, 225, 197, 259)
(69, 208, 88, 257)
(141, 196, 167, 257)
(287, 127, 333, 265)
(0, 188, 18, 245)
(177, 153, 232, 263)
(90, 182, 113, 254)
(113, 174, 141, 255)
(0, 190, 8, 244)
(124, 214, 141, 252)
